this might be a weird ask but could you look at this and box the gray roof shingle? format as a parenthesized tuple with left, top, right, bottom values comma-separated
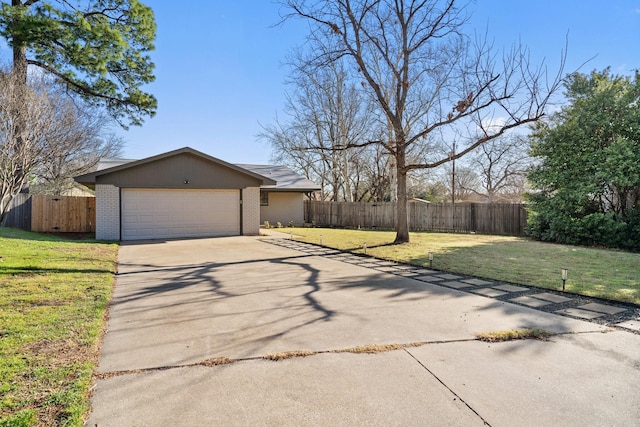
(236, 164, 320, 192)
(91, 156, 319, 191)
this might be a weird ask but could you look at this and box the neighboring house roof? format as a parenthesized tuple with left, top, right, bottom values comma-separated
(95, 157, 137, 171)
(408, 198, 432, 203)
(237, 164, 320, 192)
(75, 147, 318, 191)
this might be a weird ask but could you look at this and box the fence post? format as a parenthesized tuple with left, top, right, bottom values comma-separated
(300, 201, 527, 237)
(1, 194, 32, 230)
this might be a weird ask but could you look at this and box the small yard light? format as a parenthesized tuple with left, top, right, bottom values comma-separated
(363, 242, 367, 255)
(320, 235, 323, 245)
(561, 268, 568, 291)
(428, 252, 434, 269)
(290, 232, 293, 240)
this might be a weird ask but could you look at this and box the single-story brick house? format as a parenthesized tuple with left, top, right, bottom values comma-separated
(74, 147, 319, 241)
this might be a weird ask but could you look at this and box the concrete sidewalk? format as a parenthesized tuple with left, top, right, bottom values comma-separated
(87, 236, 640, 426)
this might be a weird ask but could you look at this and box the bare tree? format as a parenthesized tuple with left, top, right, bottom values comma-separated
(265, 116, 329, 200)
(0, 71, 56, 223)
(282, 0, 565, 242)
(30, 95, 123, 195)
(0, 71, 122, 223)
(444, 164, 480, 202)
(466, 134, 532, 202)
(353, 143, 393, 201)
(261, 53, 376, 201)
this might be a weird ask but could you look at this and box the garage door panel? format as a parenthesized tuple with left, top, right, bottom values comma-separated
(122, 189, 240, 240)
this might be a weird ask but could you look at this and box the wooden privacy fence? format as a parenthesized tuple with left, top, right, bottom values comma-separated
(305, 201, 528, 236)
(2, 193, 32, 230)
(3, 195, 96, 233)
(31, 195, 96, 232)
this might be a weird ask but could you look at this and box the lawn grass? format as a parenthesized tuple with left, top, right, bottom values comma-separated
(283, 228, 640, 305)
(0, 228, 118, 426)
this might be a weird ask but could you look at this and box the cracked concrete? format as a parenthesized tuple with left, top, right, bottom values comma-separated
(87, 236, 640, 426)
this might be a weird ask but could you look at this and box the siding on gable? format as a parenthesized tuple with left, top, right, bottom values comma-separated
(95, 153, 263, 189)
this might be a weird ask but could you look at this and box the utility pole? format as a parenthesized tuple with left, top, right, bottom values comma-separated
(451, 142, 456, 205)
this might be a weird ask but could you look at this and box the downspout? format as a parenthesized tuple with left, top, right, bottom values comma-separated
(239, 189, 243, 235)
(118, 187, 122, 241)
(305, 191, 312, 224)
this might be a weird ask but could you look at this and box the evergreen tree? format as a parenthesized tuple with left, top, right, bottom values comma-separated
(0, 0, 157, 126)
(527, 69, 640, 250)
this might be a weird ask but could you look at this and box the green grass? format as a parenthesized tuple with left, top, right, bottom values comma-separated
(285, 228, 640, 305)
(0, 228, 118, 426)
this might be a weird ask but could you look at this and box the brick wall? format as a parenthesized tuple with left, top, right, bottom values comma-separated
(242, 187, 260, 235)
(95, 184, 120, 240)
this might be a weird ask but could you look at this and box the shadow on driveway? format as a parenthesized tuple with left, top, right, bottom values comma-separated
(98, 237, 602, 373)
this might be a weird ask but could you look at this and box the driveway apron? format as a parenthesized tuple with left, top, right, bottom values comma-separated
(87, 236, 640, 426)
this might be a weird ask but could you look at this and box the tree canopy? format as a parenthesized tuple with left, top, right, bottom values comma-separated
(0, 0, 157, 127)
(527, 68, 640, 250)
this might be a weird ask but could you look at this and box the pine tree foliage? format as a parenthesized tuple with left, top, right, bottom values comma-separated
(0, 0, 157, 127)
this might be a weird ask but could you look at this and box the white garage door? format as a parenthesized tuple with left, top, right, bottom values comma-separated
(121, 189, 240, 240)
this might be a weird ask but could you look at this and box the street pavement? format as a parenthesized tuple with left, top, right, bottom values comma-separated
(86, 236, 640, 426)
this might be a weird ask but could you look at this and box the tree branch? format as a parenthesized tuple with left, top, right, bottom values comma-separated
(26, 59, 136, 105)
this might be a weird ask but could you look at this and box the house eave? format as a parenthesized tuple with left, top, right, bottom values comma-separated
(260, 187, 321, 193)
(74, 147, 277, 187)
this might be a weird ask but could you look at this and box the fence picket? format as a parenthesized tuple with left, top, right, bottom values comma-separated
(28, 195, 96, 232)
(0, 195, 97, 233)
(1, 194, 32, 230)
(305, 201, 527, 236)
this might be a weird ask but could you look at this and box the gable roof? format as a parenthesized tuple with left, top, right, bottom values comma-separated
(237, 164, 320, 192)
(74, 147, 276, 186)
(74, 147, 319, 191)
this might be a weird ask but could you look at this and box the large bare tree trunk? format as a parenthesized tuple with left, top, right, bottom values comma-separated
(394, 151, 409, 243)
(283, 0, 565, 243)
(11, 33, 29, 195)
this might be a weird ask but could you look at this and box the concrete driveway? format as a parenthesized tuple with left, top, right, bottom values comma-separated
(87, 236, 640, 426)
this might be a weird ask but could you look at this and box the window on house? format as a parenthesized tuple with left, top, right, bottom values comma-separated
(260, 191, 269, 206)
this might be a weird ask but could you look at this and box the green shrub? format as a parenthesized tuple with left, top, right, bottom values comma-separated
(527, 200, 640, 251)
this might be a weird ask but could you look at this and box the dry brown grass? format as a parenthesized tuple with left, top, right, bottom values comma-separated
(338, 343, 405, 354)
(264, 350, 316, 361)
(476, 329, 553, 343)
(199, 357, 235, 366)
(263, 342, 429, 361)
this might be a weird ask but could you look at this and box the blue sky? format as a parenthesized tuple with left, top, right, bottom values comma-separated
(3, 1, 639, 164)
